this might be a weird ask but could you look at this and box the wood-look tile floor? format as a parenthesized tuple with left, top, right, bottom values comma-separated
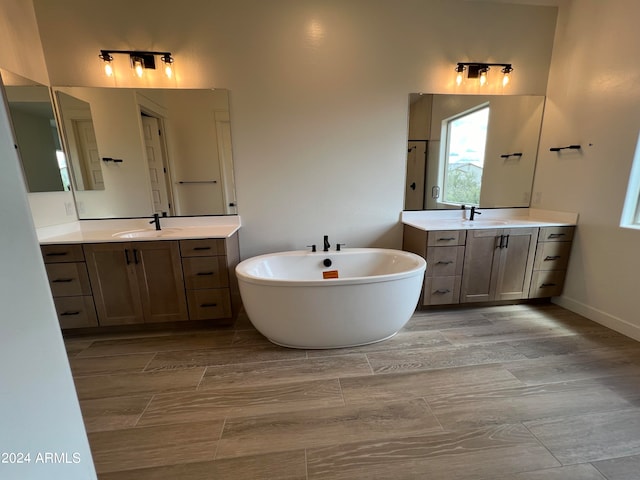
(64, 303, 640, 479)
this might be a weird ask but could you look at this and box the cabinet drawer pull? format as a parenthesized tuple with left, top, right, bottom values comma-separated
(193, 246, 211, 251)
(197, 272, 215, 276)
(200, 302, 218, 307)
(548, 233, 566, 239)
(540, 283, 558, 287)
(46, 252, 68, 257)
(125, 249, 131, 265)
(437, 237, 456, 241)
(60, 311, 81, 316)
(436, 260, 454, 265)
(434, 289, 451, 294)
(133, 249, 139, 264)
(52, 278, 74, 283)
(544, 255, 562, 261)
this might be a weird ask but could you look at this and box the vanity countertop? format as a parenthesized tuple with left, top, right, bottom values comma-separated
(37, 216, 241, 245)
(402, 208, 578, 231)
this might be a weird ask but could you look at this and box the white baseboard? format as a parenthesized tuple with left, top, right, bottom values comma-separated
(553, 296, 640, 343)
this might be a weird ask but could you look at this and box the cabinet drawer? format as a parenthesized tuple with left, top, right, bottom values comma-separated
(423, 276, 461, 305)
(427, 230, 466, 247)
(426, 246, 464, 277)
(180, 239, 225, 257)
(533, 241, 572, 271)
(186, 289, 232, 320)
(54, 296, 98, 329)
(182, 257, 229, 289)
(41, 244, 85, 263)
(538, 226, 575, 243)
(529, 270, 566, 298)
(45, 262, 92, 297)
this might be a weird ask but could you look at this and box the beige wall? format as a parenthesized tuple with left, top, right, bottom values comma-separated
(32, 0, 557, 257)
(532, 0, 640, 340)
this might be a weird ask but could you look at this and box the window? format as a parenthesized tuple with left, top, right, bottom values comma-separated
(442, 105, 489, 206)
(620, 131, 640, 229)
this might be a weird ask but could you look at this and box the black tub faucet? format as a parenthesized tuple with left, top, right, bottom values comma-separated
(470, 206, 482, 221)
(150, 213, 161, 230)
(323, 235, 330, 252)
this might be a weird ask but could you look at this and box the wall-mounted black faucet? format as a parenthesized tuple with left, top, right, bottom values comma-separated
(323, 235, 331, 252)
(470, 206, 482, 221)
(150, 213, 161, 231)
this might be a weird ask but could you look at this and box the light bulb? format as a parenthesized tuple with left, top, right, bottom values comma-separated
(161, 54, 174, 79)
(501, 66, 513, 88)
(479, 69, 488, 87)
(104, 61, 113, 77)
(132, 57, 144, 78)
(455, 65, 465, 87)
(502, 72, 510, 87)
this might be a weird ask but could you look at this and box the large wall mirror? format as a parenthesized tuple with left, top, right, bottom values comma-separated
(0, 69, 68, 193)
(53, 86, 236, 219)
(405, 93, 545, 210)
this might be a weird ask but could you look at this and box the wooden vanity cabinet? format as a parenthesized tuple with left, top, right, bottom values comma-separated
(403, 223, 573, 307)
(179, 237, 239, 324)
(402, 227, 466, 306)
(83, 241, 188, 326)
(41, 244, 98, 329)
(460, 227, 538, 303)
(529, 226, 575, 298)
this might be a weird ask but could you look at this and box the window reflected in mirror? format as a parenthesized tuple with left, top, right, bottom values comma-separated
(406, 93, 545, 211)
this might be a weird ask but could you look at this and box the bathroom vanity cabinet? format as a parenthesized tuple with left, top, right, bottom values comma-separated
(403, 225, 575, 307)
(83, 241, 188, 326)
(41, 233, 240, 329)
(42, 244, 98, 329)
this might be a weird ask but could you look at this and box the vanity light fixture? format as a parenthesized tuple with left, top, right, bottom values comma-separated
(455, 62, 513, 87)
(99, 50, 175, 79)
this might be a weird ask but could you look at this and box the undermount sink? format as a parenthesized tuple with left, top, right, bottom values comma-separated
(113, 228, 181, 239)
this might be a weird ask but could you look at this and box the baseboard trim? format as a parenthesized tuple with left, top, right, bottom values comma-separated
(553, 295, 640, 342)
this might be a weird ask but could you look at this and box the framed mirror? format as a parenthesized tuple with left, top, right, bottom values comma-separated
(0, 69, 68, 193)
(52, 86, 236, 219)
(405, 93, 545, 210)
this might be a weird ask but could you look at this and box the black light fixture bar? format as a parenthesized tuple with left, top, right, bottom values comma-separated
(99, 50, 173, 70)
(456, 62, 513, 78)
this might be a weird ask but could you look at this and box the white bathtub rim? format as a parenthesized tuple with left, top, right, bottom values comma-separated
(236, 248, 426, 287)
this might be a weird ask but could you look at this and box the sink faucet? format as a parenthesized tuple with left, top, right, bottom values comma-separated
(149, 213, 161, 231)
(323, 235, 330, 252)
(470, 206, 482, 221)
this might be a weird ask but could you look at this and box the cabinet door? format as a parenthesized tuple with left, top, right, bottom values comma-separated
(83, 243, 144, 326)
(135, 241, 188, 323)
(460, 229, 501, 303)
(493, 228, 538, 301)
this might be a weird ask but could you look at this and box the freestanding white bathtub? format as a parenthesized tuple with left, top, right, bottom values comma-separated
(235, 248, 426, 349)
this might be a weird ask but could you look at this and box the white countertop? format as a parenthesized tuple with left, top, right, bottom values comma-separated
(37, 216, 241, 244)
(402, 208, 578, 231)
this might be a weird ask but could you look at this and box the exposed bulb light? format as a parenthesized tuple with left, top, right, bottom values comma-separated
(132, 57, 144, 78)
(455, 64, 465, 86)
(501, 65, 513, 87)
(479, 67, 488, 87)
(161, 54, 174, 79)
(99, 51, 114, 77)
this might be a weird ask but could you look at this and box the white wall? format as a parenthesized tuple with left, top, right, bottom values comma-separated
(532, 0, 640, 340)
(0, 1, 96, 478)
(32, 0, 557, 258)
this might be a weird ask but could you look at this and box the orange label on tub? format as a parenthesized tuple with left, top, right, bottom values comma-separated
(323, 270, 339, 279)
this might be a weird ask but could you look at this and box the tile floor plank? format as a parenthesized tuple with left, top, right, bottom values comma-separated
(216, 398, 442, 459)
(592, 454, 640, 480)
